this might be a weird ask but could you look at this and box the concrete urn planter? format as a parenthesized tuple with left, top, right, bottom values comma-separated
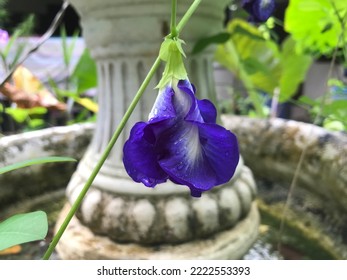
(55, 0, 260, 259)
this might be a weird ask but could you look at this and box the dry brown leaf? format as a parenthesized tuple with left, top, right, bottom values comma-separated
(0, 245, 22, 255)
(0, 65, 66, 111)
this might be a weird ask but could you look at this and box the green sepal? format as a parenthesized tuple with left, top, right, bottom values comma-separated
(156, 38, 188, 89)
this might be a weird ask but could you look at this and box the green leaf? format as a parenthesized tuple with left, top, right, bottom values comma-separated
(242, 57, 271, 75)
(215, 19, 281, 94)
(159, 38, 172, 62)
(5, 107, 48, 124)
(299, 95, 319, 106)
(0, 211, 48, 251)
(5, 108, 29, 123)
(192, 32, 230, 54)
(28, 119, 45, 129)
(61, 25, 79, 68)
(284, 0, 347, 55)
(0, 156, 76, 175)
(70, 48, 97, 94)
(278, 37, 313, 101)
(216, 19, 312, 102)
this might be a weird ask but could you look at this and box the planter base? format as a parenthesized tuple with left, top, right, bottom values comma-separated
(55, 202, 259, 260)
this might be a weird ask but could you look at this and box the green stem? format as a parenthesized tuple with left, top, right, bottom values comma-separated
(42, 0, 203, 260)
(176, 0, 201, 34)
(42, 57, 161, 260)
(170, 0, 178, 38)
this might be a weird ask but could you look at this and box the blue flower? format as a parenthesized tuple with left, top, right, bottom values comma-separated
(242, 0, 275, 22)
(123, 79, 239, 197)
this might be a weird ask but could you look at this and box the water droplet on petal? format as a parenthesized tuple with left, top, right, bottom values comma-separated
(177, 163, 184, 171)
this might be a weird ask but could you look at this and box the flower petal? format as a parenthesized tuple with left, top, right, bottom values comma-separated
(157, 120, 239, 197)
(123, 122, 169, 187)
(242, 0, 275, 22)
(195, 122, 239, 184)
(148, 84, 176, 121)
(123, 78, 240, 197)
(197, 99, 217, 123)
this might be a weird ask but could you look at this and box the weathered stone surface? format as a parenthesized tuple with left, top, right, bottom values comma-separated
(222, 115, 347, 213)
(0, 123, 94, 207)
(68, 158, 258, 244)
(56, 201, 260, 260)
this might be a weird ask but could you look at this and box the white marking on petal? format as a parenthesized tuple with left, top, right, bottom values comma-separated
(172, 83, 192, 118)
(187, 125, 202, 164)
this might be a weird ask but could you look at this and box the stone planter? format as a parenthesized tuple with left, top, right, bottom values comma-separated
(222, 115, 347, 214)
(55, 0, 260, 259)
(0, 123, 93, 208)
(1, 115, 346, 258)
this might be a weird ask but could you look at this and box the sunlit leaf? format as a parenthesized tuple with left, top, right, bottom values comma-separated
(75, 97, 98, 113)
(5, 107, 29, 123)
(216, 19, 313, 102)
(0, 211, 48, 251)
(215, 19, 281, 94)
(284, 0, 347, 55)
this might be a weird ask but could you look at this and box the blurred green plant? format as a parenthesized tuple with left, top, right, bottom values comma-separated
(299, 79, 347, 131)
(0, 15, 35, 72)
(285, 0, 347, 131)
(0, 104, 47, 131)
(194, 18, 313, 117)
(284, 0, 347, 59)
(49, 25, 98, 125)
(0, 156, 76, 252)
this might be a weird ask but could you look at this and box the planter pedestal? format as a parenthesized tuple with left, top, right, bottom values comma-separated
(56, 0, 259, 259)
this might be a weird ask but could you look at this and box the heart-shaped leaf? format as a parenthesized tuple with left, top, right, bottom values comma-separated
(0, 211, 48, 251)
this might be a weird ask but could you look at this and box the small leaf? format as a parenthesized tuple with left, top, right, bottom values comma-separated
(175, 38, 186, 58)
(156, 39, 187, 89)
(0, 211, 48, 251)
(76, 97, 98, 113)
(5, 108, 29, 123)
(159, 38, 173, 61)
(70, 48, 97, 94)
(192, 32, 230, 54)
(0, 156, 76, 175)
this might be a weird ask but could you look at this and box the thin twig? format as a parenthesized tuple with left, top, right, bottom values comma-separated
(0, 1, 69, 87)
(277, 29, 342, 252)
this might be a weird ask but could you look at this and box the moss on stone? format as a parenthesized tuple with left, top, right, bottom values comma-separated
(257, 199, 344, 259)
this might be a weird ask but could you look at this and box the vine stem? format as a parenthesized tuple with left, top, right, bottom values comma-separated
(42, 0, 203, 260)
(170, 0, 178, 38)
(176, 0, 201, 34)
(42, 56, 161, 260)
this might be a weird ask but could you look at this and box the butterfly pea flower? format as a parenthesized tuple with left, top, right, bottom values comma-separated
(122, 38, 239, 197)
(242, 0, 275, 22)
